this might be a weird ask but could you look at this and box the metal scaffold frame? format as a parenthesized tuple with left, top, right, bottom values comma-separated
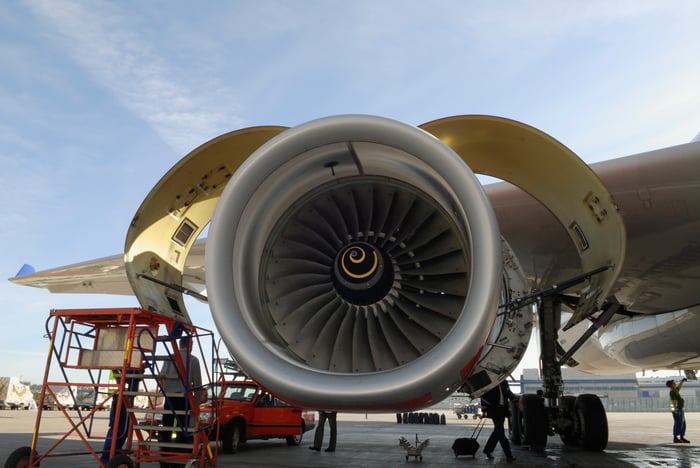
(4, 307, 223, 468)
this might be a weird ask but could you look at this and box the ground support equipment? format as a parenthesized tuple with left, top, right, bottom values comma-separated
(4, 307, 222, 468)
(398, 433, 429, 461)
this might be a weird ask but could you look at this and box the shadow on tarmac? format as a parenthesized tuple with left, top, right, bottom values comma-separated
(1, 413, 699, 467)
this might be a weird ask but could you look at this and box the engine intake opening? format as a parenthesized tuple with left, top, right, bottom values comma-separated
(332, 242, 394, 305)
(260, 177, 471, 373)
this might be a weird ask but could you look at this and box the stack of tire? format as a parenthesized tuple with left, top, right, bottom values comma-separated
(396, 412, 446, 425)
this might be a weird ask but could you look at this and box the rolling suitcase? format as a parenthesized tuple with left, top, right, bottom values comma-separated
(452, 418, 486, 457)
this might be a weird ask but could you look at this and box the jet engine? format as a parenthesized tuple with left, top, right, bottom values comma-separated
(125, 114, 625, 412)
(206, 115, 504, 410)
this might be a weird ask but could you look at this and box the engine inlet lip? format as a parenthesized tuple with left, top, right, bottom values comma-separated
(332, 241, 394, 305)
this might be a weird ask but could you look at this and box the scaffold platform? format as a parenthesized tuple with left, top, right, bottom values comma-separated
(4, 307, 222, 468)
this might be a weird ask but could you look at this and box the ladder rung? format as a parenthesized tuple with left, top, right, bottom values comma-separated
(124, 391, 186, 397)
(138, 440, 197, 449)
(133, 424, 201, 433)
(133, 424, 169, 431)
(112, 373, 157, 379)
(127, 408, 192, 415)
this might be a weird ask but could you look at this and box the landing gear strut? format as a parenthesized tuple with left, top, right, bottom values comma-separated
(509, 268, 612, 452)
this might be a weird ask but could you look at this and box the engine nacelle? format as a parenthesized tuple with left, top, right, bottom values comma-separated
(206, 115, 503, 410)
(125, 114, 624, 411)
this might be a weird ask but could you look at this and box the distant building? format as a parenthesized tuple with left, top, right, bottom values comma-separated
(437, 370, 699, 413)
(520, 368, 638, 399)
(519, 368, 699, 412)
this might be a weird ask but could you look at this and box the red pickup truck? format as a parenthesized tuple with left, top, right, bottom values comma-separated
(202, 377, 315, 453)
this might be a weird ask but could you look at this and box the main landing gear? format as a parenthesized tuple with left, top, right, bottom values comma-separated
(510, 383, 609, 452)
(508, 269, 614, 452)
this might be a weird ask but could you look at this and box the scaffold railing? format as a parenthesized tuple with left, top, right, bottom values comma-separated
(4, 307, 223, 468)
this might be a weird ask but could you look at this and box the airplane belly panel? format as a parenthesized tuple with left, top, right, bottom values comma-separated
(596, 308, 700, 370)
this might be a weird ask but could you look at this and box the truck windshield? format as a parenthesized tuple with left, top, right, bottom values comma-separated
(223, 384, 258, 401)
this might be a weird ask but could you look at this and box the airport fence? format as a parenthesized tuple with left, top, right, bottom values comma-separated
(440, 395, 698, 413)
(604, 397, 698, 413)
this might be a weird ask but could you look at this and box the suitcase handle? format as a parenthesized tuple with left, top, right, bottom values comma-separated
(470, 417, 487, 438)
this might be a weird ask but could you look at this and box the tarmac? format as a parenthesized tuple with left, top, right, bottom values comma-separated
(1, 409, 699, 467)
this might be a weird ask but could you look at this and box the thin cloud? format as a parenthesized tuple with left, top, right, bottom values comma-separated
(26, 0, 243, 154)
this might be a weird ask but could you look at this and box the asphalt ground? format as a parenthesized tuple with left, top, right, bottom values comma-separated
(1, 410, 699, 467)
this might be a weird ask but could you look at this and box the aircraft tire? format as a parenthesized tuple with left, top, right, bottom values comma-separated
(509, 398, 522, 445)
(519, 394, 548, 449)
(559, 395, 578, 446)
(575, 394, 608, 451)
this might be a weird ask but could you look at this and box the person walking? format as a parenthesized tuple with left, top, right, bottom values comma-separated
(309, 410, 338, 452)
(666, 378, 690, 443)
(481, 380, 516, 462)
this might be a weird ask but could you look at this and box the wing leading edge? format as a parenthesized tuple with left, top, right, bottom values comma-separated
(9, 239, 206, 297)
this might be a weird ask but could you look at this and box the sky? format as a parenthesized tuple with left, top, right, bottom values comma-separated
(2, 0, 699, 385)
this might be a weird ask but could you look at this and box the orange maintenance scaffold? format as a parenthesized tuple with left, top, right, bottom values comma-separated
(4, 307, 223, 468)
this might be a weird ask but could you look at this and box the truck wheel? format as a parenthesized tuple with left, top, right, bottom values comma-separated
(106, 454, 134, 468)
(519, 394, 547, 449)
(5, 446, 37, 468)
(286, 432, 303, 446)
(221, 422, 242, 454)
(575, 394, 608, 451)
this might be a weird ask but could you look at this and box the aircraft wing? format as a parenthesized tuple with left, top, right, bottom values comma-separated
(10, 254, 130, 295)
(9, 238, 206, 297)
(487, 139, 700, 316)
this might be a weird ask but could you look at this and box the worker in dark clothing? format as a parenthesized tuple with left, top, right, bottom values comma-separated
(666, 378, 690, 443)
(159, 336, 202, 465)
(481, 380, 516, 462)
(100, 370, 139, 464)
(309, 410, 337, 452)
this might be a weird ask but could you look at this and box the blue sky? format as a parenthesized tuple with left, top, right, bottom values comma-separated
(2, 1, 699, 384)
